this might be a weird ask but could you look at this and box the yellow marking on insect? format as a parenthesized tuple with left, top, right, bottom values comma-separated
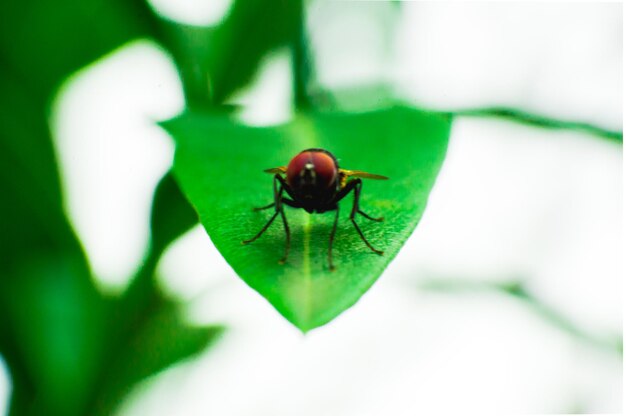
(264, 166, 286, 175)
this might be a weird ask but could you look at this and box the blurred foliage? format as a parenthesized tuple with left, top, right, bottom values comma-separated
(164, 108, 450, 331)
(154, 0, 301, 108)
(150, 173, 199, 256)
(0, 0, 232, 414)
(0, 0, 308, 412)
(456, 107, 622, 142)
(0, 0, 158, 96)
(421, 279, 622, 355)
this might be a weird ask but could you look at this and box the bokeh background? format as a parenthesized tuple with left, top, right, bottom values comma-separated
(0, 1, 622, 415)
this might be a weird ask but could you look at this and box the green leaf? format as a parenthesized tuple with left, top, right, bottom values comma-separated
(0, 64, 111, 416)
(91, 298, 223, 416)
(0, 253, 110, 416)
(0, 1, 220, 413)
(164, 107, 451, 331)
(0, 0, 165, 270)
(0, 67, 73, 269)
(157, 0, 300, 107)
(0, 0, 160, 97)
(150, 172, 199, 255)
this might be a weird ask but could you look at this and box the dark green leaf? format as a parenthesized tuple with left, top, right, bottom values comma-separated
(0, 0, 165, 277)
(150, 172, 199, 255)
(0, 67, 71, 269)
(91, 298, 223, 415)
(157, 0, 300, 107)
(164, 107, 451, 331)
(0, 0, 160, 97)
(0, 2, 220, 414)
(0, 64, 110, 416)
(0, 254, 110, 416)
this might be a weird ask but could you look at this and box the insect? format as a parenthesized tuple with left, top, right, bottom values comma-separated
(242, 148, 388, 270)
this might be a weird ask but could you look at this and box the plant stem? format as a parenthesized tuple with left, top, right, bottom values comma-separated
(419, 278, 622, 355)
(292, 0, 311, 110)
(454, 107, 622, 142)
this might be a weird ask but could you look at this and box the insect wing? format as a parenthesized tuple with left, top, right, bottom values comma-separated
(340, 169, 388, 180)
(264, 166, 287, 174)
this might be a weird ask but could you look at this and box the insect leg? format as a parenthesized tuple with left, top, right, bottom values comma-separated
(343, 180, 383, 222)
(243, 174, 287, 247)
(253, 202, 275, 211)
(256, 197, 299, 211)
(275, 176, 291, 264)
(357, 209, 383, 222)
(242, 211, 279, 244)
(347, 179, 384, 255)
(328, 205, 340, 271)
(275, 174, 298, 201)
(252, 195, 302, 211)
(253, 173, 295, 211)
(281, 198, 301, 208)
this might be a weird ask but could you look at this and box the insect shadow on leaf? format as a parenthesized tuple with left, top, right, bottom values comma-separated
(242, 148, 388, 270)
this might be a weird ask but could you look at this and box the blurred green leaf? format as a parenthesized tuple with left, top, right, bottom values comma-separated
(114, 304, 222, 390)
(164, 107, 451, 331)
(309, 83, 396, 113)
(420, 278, 623, 355)
(0, 0, 162, 254)
(157, 0, 300, 107)
(0, 0, 164, 277)
(0, 67, 72, 267)
(0, 0, 160, 97)
(0, 63, 110, 416)
(0, 255, 111, 416)
(150, 172, 199, 256)
(456, 107, 622, 142)
(91, 297, 223, 415)
(0, 1, 225, 414)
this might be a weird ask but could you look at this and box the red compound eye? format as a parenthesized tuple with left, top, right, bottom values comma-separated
(286, 149, 338, 189)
